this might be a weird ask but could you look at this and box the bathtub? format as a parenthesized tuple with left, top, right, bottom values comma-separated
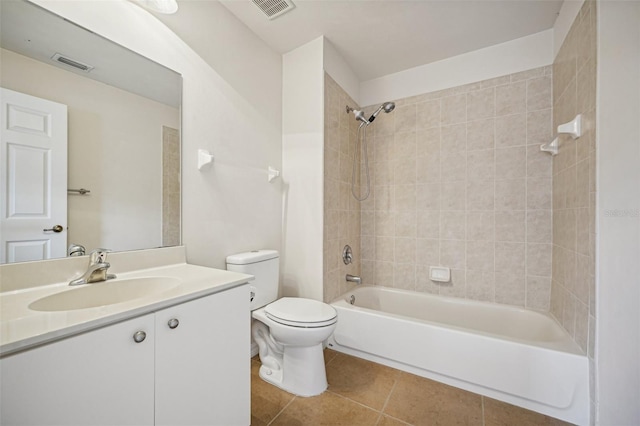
(327, 286, 589, 425)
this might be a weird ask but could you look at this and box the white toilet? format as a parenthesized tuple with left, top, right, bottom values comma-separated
(226, 250, 337, 397)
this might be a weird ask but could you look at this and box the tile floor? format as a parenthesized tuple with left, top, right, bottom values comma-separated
(251, 349, 573, 426)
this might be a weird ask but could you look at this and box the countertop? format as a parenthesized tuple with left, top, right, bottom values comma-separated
(0, 263, 253, 357)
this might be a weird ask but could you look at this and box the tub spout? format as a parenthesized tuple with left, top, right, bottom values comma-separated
(346, 274, 362, 285)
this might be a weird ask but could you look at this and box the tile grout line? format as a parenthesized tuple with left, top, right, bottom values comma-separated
(377, 377, 399, 424)
(265, 395, 297, 426)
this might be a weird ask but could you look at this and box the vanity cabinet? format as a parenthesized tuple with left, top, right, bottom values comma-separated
(0, 285, 249, 426)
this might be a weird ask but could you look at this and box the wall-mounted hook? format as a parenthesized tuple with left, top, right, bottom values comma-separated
(268, 166, 280, 182)
(557, 114, 582, 139)
(540, 137, 559, 156)
(197, 149, 214, 170)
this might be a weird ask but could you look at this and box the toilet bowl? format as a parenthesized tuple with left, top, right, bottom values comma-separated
(227, 250, 338, 396)
(226, 250, 338, 397)
(252, 298, 337, 396)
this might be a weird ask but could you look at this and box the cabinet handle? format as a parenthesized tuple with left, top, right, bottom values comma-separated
(167, 318, 179, 329)
(133, 331, 146, 343)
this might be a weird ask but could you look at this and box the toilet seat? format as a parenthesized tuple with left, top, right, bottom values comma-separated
(265, 297, 337, 328)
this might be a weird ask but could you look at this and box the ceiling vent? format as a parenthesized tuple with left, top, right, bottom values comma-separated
(251, 0, 295, 20)
(51, 53, 94, 73)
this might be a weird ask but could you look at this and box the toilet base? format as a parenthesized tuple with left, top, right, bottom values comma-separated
(257, 343, 328, 397)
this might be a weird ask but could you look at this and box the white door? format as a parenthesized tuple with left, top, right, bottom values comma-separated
(0, 88, 67, 263)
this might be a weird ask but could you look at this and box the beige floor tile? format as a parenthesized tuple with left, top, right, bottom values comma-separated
(326, 352, 400, 410)
(483, 397, 574, 426)
(383, 372, 483, 426)
(251, 360, 295, 426)
(377, 414, 413, 426)
(324, 347, 339, 365)
(270, 391, 380, 426)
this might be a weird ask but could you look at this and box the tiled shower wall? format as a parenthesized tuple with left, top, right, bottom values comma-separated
(551, 0, 596, 360)
(323, 74, 361, 302)
(358, 67, 554, 309)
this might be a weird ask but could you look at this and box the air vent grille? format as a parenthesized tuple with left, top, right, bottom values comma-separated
(51, 53, 94, 73)
(251, 0, 295, 20)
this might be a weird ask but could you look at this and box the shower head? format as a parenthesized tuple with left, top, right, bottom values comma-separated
(368, 101, 396, 123)
(346, 105, 370, 125)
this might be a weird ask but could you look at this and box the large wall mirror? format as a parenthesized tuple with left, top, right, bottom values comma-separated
(0, 0, 182, 264)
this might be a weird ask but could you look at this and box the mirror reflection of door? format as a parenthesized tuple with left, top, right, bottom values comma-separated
(0, 88, 68, 263)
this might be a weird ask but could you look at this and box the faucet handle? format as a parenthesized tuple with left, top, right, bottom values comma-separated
(89, 248, 111, 264)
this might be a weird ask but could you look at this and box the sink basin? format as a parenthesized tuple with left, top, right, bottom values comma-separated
(28, 277, 181, 312)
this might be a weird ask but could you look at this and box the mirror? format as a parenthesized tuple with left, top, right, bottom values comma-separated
(0, 0, 182, 264)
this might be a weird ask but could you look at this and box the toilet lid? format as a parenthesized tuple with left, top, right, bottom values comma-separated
(265, 297, 337, 327)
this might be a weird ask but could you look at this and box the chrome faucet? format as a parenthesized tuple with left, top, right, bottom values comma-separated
(69, 249, 117, 286)
(346, 274, 362, 285)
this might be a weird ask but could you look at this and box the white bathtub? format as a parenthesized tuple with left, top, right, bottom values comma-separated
(327, 286, 589, 425)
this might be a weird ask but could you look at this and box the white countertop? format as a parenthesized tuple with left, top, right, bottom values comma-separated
(0, 263, 253, 357)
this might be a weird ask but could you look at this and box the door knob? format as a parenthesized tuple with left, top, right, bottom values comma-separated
(167, 318, 179, 329)
(43, 225, 64, 233)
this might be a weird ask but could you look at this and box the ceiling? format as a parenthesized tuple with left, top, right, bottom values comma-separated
(219, 0, 563, 81)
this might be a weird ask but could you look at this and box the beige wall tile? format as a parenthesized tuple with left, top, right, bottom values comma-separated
(416, 152, 441, 183)
(526, 275, 551, 310)
(527, 210, 552, 243)
(495, 270, 526, 306)
(527, 109, 553, 146)
(416, 238, 439, 266)
(495, 114, 526, 147)
(440, 151, 467, 182)
(394, 263, 416, 290)
(466, 269, 495, 301)
(441, 94, 467, 125)
(495, 179, 526, 210)
(416, 100, 441, 129)
(527, 243, 552, 276)
(527, 178, 552, 210)
(467, 211, 495, 241)
(440, 211, 466, 240)
(466, 241, 495, 271)
(467, 118, 495, 151)
(417, 210, 440, 238)
(440, 181, 466, 210)
(495, 211, 526, 242)
(495, 147, 526, 179)
(467, 180, 495, 211)
(527, 76, 553, 111)
(467, 87, 495, 121)
(416, 183, 441, 210)
(440, 240, 466, 269)
(496, 242, 525, 273)
(441, 124, 467, 152)
(496, 81, 526, 116)
(467, 150, 495, 180)
(395, 238, 417, 264)
(394, 104, 417, 133)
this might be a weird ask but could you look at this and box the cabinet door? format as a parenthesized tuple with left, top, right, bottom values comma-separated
(155, 285, 250, 426)
(0, 314, 155, 426)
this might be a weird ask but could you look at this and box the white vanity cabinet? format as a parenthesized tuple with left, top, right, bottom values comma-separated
(154, 284, 250, 425)
(1, 313, 157, 425)
(0, 284, 249, 426)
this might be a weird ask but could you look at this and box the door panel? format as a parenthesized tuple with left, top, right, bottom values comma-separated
(0, 88, 67, 263)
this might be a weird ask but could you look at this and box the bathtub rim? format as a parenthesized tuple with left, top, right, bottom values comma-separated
(330, 285, 583, 355)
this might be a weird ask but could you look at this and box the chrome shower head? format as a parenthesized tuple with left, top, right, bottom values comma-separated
(368, 101, 396, 123)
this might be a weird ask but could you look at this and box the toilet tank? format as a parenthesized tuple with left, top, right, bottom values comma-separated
(226, 250, 279, 310)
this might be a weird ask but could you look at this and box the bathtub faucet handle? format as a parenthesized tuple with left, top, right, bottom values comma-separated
(346, 274, 362, 285)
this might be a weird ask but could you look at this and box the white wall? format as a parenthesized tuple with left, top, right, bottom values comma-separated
(281, 37, 325, 300)
(323, 38, 360, 105)
(30, 0, 283, 269)
(359, 29, 553, 107)
(596, 1, 640, 424)
(1, 48, 178, 253)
